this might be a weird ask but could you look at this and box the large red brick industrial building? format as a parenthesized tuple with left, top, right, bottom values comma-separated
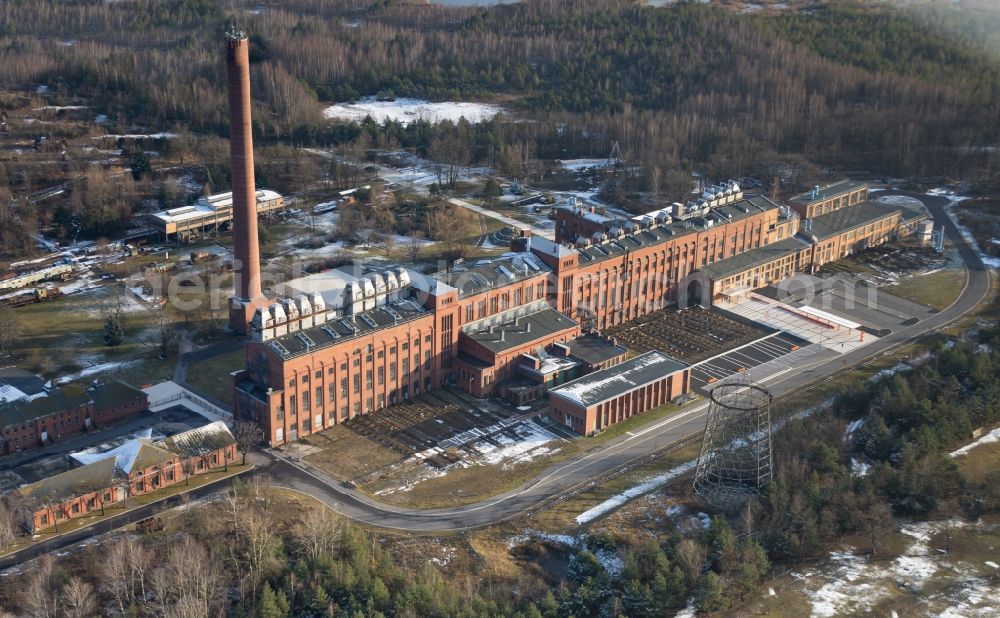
(233, 178, 920, 443)
(221, 21, 925, 444)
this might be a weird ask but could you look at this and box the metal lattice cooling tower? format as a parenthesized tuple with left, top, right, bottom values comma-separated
(692, 378, 773, 513)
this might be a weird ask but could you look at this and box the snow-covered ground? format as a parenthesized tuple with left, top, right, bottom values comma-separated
(374, 419, 561, 495)
(556, 158, 610, 172)
(930, 188, 1000, 269)
(323, 97, 503, 126)
(56, 360, 140, 385)
(791, 520, 999, 618)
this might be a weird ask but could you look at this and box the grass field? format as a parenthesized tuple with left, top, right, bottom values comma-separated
(300, 425, 404, 482)
(184, 348, 244, 408)
(952, 429, 1000, 484)
(363, 442, 581, 510)
(10, 286, 159, 379)
(883, 266, 968, 310)
(344, 401, 696, 511)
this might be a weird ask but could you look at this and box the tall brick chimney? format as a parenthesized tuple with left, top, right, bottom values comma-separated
(225, 30, 264, 334)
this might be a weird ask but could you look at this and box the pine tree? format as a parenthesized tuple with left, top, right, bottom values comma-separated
(257, 583, 287, 618)
(103, 315, 124, 347)
(567, 550, 604, 584)
(309, 583, 331, 617)
(695, 572, 728, 614)
(734, 540, 770, 596)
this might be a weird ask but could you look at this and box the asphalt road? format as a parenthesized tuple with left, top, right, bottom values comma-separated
(247, 190, 992, 532)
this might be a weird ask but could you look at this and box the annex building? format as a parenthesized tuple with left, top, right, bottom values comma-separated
(234, 180, 919, 443)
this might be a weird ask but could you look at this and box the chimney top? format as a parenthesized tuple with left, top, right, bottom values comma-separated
(225, 29, 248, 42)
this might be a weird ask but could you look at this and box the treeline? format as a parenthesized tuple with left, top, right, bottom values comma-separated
(2, 0, 999, 188)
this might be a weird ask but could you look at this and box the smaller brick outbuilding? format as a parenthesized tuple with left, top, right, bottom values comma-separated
(548, 351, 691, 435)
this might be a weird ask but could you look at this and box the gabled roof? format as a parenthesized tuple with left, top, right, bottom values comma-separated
(69, 437, 175, 474)
(17, 457, 121, 510)
(806, 201, 900, 240)
(163, 421, 235, 458)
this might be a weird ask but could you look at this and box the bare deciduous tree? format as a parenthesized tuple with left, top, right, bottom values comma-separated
(20, 556, 58, 618)
(151, 535, 221, 618)
(298, 505, 342, 564)
(60, 577, 97, 618)
(231, 420, 259, 466)
(101, 534, 151, 614)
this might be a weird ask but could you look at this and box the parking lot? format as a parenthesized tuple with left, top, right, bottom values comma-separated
(689, 332, 811, 392)
(758, 273, 933, 335)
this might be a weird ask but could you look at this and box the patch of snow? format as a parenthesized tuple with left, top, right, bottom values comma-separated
(850, 459, 871, 477)
(868, 362, 911, 383)
(557, 158, 610, 172)
(575, 460, 697, 524)
(594, 549, 623, 577)
(33, 105, 88, 111)
(950, 425, 1000, 457)
(101, 133, 177, 140)
(323, 97, 503, 127)
(875, 195, 924, 208)
(673, 601, 696, 618)
(56, 360, 139, 385)
(806, 550, 886, 617)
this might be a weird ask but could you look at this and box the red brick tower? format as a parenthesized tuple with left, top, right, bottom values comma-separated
(225, 30, 264, 334)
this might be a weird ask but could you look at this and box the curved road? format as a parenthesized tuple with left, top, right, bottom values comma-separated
(249, 190, 992, 531)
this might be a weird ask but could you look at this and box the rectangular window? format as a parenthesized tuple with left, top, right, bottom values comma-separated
(366, 370, 373, 389)
(328, 383, 336, 402)
(390, 363, 397, 381)
(466, 305, 474, 322)
(340, 378, 348, 397)
(289, 395, 296, 414)
(402, 358, 409, 376)
(424, 351, 432, 370)
(353, 374, 361, 393)
(377, 366, 385, 385)
(477, 300, 486, 318)
(315, 387, 322, 408)
(301, 391, 310, 412)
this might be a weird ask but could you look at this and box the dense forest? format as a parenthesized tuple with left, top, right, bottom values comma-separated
(2, 0, 1000, 188)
